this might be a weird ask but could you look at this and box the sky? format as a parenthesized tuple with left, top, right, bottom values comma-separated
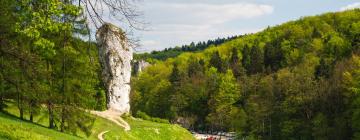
(100, 0, 360, 52)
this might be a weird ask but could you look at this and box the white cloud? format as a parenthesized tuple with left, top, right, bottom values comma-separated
(142, 40, 160, 47)
(340, 2, 360, 11)
(138, 25, 263, 52)
(144, 2, 273, 25)
(83, 0, 273, 51)
(136, 2, 273, 51)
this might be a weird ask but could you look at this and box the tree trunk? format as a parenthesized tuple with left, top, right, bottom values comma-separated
(29, 100, 34, 122)
(0, 80, 3, 111)
(269, 118, 272, 138)
(0, 95, 3, 111)
(16, 85, 24, 120)
(262, 119, 265, 136)
(48, 102, 54, 129)
(60, 107, 65, 132)
(19, 107, 23, 120)
(29, 111, 33, 122)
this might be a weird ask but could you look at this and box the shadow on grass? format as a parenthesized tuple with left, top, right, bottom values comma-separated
(0, 110, 83, 139)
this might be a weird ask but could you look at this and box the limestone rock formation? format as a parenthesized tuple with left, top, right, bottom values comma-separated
(96, 23, 132, 114)
(133, 60, 150, 75)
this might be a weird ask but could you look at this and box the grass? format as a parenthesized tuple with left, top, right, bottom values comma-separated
(0, 102, 195, 140)
(0, 112, 81, 140)
(94, 117, 195, 140)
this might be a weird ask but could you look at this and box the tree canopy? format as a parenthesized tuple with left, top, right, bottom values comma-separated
(131, 9, 360, 139)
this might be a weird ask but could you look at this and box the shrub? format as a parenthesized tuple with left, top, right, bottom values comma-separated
(135, 111, 169, 124)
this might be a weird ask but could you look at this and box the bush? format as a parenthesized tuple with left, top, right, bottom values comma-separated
(135, 111, 169, 124)
(136, 111, 151, 120)
(95, 89, 106, 111)
(151, 117, 169, 124)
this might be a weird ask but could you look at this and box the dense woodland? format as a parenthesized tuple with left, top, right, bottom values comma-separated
(131, 9, 360, 139)
(134, 36, 239, 61)
(0, 0, 105, 136)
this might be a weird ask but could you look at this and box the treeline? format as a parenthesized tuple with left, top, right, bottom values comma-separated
(134, 36, 239, 61)
(0, 1, 104, 136)
(131, 9, 360, 139)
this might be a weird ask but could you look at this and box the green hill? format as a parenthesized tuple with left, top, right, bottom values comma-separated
(0, 102, 194, 140)
(95, 117, 194, 140)
(0, 112, 80, 140)
(131, 9, 360, 139)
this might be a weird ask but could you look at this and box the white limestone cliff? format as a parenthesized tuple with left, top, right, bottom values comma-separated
(96, 23, 132, 114)
(133, 60, 150, 75)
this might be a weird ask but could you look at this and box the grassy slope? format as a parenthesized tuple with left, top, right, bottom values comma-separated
(0, 112, 80, 140)
(0, 102, 194, 140)
(94, 117, 194, 140)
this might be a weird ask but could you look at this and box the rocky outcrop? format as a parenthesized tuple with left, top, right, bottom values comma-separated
(133, 60, 150, 75)
(96, 23, 132, 114)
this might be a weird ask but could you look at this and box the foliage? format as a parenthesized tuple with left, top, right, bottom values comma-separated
(134, 36, 239, 61)
(0, 0, 104, 137)
(131, 9, 360, 140)
(136, 111, 170, 124)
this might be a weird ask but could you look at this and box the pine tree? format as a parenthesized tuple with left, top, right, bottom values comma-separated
(169, 63, 183, 119)
(230, 48, 245, 79)
(249, 46, 264, 74)
(264, 43, 283, 72)
(242, 45, 251, 73)
(188, 59, 204, 78)
(210, 51, 225, 73)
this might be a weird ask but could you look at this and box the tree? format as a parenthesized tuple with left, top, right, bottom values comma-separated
(343, 56, 360, 139)
(80, 0, 144, 30)
(324, 33, 351, 59)
(349, 22, 360, 52)
(207, 70, 240, 131)
(230, 48, 245, 79)
(242, 45, 251, 73)
(249, 46, 264, 74)
(209, 51, 226, 73)
(264, 43, 283, 72)
(312, 113, 330, 140)
(315, 58, 333, 79)
(188, 58, 204, 78)
(170, 63, 181, 87)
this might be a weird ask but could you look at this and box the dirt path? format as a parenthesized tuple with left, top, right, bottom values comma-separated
(97, 130, 109, 140)
(91, 109, 131, 140)
(91, 109, 131, 131)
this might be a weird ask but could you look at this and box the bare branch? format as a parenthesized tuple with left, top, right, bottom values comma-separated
(79, 0, 146, 47)
(80, 0, 145, 30)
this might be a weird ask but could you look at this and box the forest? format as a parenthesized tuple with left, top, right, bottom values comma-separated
(131, 9, 360, 139)
(134, 35, 239, 61)
(0, 0, 105, 135)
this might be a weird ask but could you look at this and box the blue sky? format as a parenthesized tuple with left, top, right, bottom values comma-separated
(103, 0, 360, 52)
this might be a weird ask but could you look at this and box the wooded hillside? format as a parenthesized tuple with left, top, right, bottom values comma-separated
(131, 9, 360, 140)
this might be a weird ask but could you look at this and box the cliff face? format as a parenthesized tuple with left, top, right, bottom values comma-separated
(133, 60, 150, 75)
(96, 23, 132, 114)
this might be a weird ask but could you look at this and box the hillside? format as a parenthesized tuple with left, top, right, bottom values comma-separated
(134, 35, 239, 61)
(0, 102, 194, 140)
(0, 112, 80, 140)
(131, 9, 360, 140)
